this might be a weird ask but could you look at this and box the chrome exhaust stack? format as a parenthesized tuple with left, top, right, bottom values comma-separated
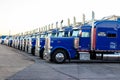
(60, 20, 63, 30)
(82, 14, 85, 25)
(51, 23, 53, 29)
(68, 18, 70, 27)
(35, 27, 41, 56)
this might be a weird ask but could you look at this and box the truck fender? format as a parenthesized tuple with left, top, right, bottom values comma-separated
(51, 46, 71, 59)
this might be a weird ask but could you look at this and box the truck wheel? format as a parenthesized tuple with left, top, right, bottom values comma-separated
(39, 49, 44, 59)
(52, 50, 67, 63)
(32, 47, 35, 56)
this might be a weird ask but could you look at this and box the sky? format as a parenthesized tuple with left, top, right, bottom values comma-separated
(0, 0, 120, 35)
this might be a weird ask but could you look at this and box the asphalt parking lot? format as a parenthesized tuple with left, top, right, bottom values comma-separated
(0, 44, 120, 80)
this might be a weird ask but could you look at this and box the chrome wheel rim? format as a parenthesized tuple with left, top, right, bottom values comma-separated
(55, 53, 64, 62)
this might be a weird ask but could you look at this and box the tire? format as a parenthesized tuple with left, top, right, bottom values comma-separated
(52, 49, 67, 63)
(39, 48, 44, 59)
(32, 47, 35, 56)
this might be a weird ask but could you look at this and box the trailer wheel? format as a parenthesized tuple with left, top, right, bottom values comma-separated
(52, 50, 67, 63)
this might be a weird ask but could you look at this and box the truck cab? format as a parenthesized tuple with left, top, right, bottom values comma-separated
(28, 33, 37, 55)
(4, 36, 9, 45)
(0, 36, 7, 44)
(35, 30, 54, 58)
(19, 36, 24, 50)
(12, 36, 16, 48)
(8, 36, 13, 47)
(44, 19, 120, 63)
(22, 35, 28, 51)
(43, 26, 75, 62)
(16, 36, 21, 49)
(25, 35, 32, 52)
(39, 31, 48, 58)
(14, 37, 18, 48)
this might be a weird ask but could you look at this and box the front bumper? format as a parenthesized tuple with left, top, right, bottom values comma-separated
(25, 46, 28, 52)
(28, 46, 32, 54)
(22, 45, 25, 51)
(43, 49, 51, 61)
(35, 47, 40, 56)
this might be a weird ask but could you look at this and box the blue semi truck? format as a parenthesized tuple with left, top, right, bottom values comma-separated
(35, 28, 58, 58)
(0, 35, 7, 44)
(35, 20, 73, 59)
(36, 29, 48, 57)
(44, 15, 120, 63)
(19, 35, 24, 50)
(25, 34, 33, 52)
(27, 33, 38, 55)
(8, 36, 13, 47)
(35, 26, 73, 58)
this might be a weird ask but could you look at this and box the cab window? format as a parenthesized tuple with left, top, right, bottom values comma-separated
(81, 32, 90, 37)
(107, 32, 117, 38)
(52, 33, 57, 37)
(72, 29, 80, 37)
(58, 31, 64, 37)
(47, 33, 51, 37)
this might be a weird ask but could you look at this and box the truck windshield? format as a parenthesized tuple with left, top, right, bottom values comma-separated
(58, 31, 64, 37)
(81, 32, 90, 37)
(36, 35, 40, 38)
(41, 34, 45, 38)
(51, 33, 57, 37)
(32, 35, 36, 38)
(47, 33, 51, 37)
(72, 29, 79, 37)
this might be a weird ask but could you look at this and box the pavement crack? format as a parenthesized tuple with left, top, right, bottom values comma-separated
(44, 63, 79, 80)
(77, 63, 80, 80)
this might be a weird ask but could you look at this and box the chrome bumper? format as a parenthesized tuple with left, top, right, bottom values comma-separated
(22, 45, 24, 51)
(25, 46, 28, 52)
(20, 45, 22, 50)
(43, 49, 51, 61)
(16, 44, 19, 49)
(28, 46, 32, 54)
(35, 47, 40, 56)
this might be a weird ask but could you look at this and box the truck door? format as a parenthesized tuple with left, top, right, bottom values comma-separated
(80, 28, 91, 51)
